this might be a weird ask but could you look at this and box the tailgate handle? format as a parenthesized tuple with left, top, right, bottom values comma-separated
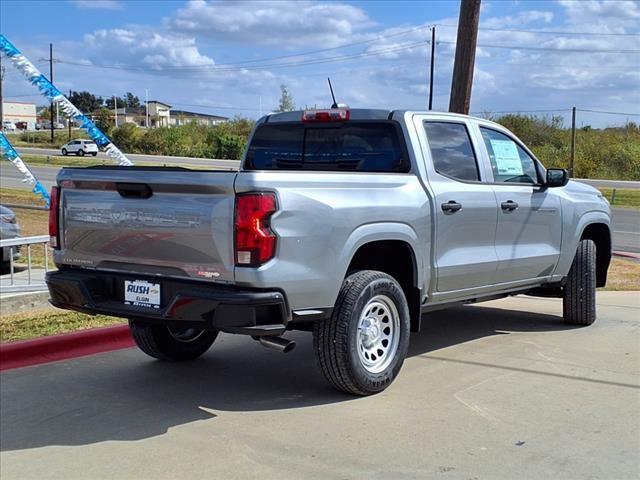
(116, 183, 153, 199)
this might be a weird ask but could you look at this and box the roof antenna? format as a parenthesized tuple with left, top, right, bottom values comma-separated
(327, 77, 338, 108)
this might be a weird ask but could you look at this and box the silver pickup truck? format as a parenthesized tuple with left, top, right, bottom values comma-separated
(46, 108, 612, 395)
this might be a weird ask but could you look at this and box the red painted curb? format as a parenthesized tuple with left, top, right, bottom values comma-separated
(613, 250, 640, 260)
(0, 324, 134, 371)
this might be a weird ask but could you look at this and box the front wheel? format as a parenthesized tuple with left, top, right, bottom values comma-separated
(563, 239, 597, 325)
(313, 270, 410, 396)
(61, 148, 67, 156)
(129, 320, 218, 361)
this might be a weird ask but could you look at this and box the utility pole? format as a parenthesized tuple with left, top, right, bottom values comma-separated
(570, 106, 576, 177)
(0, 54, 4, 128)
(145, 89, 149, 127)
(449, 0, 481, 114)
(428, 25, 436, 110)
(113, 95, 118, 128)
(68, 89, 72, 140)
(49, 43, 54, 142)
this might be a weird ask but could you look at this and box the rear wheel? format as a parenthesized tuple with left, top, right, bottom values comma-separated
(313, 270, 410, 396)
(91, 152, 97, 156)
(563, 239, 597, 325)
(129, 320, 217, 361)
(77, 149, 85, 156)
(61, 148, 67, 156)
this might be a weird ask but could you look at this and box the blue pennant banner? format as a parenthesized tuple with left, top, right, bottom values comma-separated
(0, 34, 133, 167)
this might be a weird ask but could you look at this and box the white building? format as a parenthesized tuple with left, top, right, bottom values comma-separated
(2, 101, 37, 130)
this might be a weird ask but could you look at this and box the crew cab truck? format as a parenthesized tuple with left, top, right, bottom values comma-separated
(46, 109, 612, 396)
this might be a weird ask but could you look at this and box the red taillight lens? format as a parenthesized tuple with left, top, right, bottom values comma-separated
(49, 186, 60, 249)
(302, 109, 349, 122)
(235, 193, 277, 267)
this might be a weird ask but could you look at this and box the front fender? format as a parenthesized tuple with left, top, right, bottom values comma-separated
(554, 210, 611, 278)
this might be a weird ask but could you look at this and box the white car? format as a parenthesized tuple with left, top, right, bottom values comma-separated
(2, 121, 17, 132)
(61, 139, 99, 156)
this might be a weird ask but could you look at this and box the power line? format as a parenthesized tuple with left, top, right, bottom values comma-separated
(54, 40, 430, 73)
(439, 40, 640, 54)
(437, 24, 640, 37)
(577, 108, 640, 117)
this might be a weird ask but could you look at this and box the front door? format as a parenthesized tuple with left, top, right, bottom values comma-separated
(417, 119, 499, 293)
(479, 127, 562, 283)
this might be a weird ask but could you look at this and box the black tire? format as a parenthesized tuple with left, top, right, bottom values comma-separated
(61, 148, 67, 156)
(77, 149, 85, 156)
(563, 239, 597, 325)
(129, 320, 217, 361)
(313, 270, 411, 396)
(91, 152, 97, 156)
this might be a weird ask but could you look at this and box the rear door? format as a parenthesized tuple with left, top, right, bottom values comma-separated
(478, 126, 562, 282)
(414, 117, 499, 293)
(57, 167, 237, 283)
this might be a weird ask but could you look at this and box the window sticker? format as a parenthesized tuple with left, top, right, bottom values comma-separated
(490, 139, 523, 176)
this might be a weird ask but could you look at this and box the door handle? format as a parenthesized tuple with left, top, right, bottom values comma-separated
(501, 200, 519, 211)
(441, 200, 462, 213)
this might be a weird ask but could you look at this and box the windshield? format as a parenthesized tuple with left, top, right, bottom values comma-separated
(245, 121, 409, 173)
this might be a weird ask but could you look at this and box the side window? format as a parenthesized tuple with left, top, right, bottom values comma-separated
(480, 128, 539, 184)
(423, 122, 479, 182)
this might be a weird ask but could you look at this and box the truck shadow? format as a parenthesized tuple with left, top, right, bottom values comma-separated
(1, 303, 578, 451)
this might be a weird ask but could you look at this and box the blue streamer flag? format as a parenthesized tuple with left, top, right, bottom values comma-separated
(0, 34, 133, 167)
(0, 132, 51, 206)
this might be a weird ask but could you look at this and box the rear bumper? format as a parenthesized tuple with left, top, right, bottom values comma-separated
(46, 269, 290, 336)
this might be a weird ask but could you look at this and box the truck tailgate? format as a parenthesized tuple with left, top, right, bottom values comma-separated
(56, 167, 237, 283)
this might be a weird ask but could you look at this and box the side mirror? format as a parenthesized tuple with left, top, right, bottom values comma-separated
(546, 168, 569, 188)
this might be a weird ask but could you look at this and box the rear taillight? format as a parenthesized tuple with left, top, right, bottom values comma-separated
(234, 193, 277, 267)
(49, 186, 60, 249)
(302, 108, 349, 122)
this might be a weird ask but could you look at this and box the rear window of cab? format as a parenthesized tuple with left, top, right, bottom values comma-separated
(245, 122, 410, 173)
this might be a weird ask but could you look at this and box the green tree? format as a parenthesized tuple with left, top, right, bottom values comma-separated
(276, 84, 295, 112)
(69, 91, 103, 113)
(95, 108, 114, 134)
(125, 92, 141, 108)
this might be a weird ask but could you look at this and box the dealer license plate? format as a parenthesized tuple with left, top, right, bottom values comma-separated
(124, 280, 161, 309)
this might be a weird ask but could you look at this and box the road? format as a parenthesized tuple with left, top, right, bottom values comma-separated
(15, 147, 240, 169)
(1, 293, 638, 479)
(2, 163, 638, 253)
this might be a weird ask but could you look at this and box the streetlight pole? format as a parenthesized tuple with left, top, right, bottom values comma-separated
(114, 96, 118, 128)
(145, 89, 149, 127)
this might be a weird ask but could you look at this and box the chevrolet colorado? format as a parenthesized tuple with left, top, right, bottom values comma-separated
(46, 108, 612, 395)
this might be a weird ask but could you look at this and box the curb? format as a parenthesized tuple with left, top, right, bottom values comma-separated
(613, 250, 640, 260)
(0, 324, 134, 371)
(0, 291, 53, 314)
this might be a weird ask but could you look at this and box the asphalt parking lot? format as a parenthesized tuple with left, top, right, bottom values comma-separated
(1, 292, 639, 480)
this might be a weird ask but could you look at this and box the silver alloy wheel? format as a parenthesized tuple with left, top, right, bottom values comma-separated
(356, 294, 400, 373)
(167, 326, 205, 343)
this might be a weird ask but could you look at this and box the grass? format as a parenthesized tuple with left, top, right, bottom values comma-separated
(0, 309, 123, 343)
(19, 154, 109, 167)
(597, 188, 640, 210)
(602, 257, 640, 291)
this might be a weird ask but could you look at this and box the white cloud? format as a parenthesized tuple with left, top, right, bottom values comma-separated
(70, 0, 123, 10)
(83, 28, 215, 68)
(168, 0, 374, 48)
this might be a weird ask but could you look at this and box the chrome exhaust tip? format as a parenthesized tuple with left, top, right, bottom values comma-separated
(258, 336, 296, 353)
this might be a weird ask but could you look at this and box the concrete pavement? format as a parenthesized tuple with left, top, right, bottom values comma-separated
(1, 292, 638, 479)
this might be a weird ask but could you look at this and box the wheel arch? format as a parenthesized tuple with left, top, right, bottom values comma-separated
(580, 222, 612, 288)
(339, 225, 424, 332)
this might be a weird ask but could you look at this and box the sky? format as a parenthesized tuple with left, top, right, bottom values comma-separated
(1, 0, 639, 127)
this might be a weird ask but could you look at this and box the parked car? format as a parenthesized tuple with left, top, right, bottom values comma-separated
(61, 139, 99, 156)
(54, 122, 65, 129)
(2, 120, 17, 132)
(46, 108, 612, 395)
(0, 205, 21, 266)
(15, 121, 29, 131)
